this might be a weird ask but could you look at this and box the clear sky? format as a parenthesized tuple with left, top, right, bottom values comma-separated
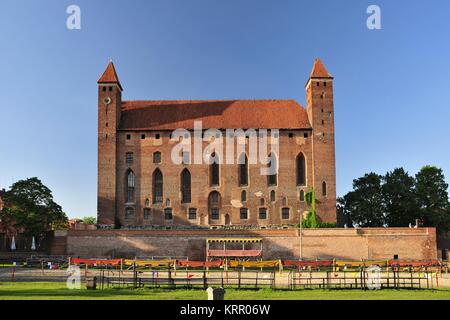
(0, 0, 449, 219)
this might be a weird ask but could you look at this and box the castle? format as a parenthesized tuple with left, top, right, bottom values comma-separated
(97, 59, 337, 228)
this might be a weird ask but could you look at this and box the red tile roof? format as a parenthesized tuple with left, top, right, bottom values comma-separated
(119, 100, 311, 130)
(97, 62, 123, 90)
(310, 58, 332, 78)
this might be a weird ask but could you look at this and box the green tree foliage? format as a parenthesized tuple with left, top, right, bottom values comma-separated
(382, 168, 419, 227)
(82, 216, 97, 225)
(0, 178, 68, 237)
(300, 188, 337, 228)
(415, 166, 450, 232)
(338, 173, 385, 227)
(338, 166, 450, 232)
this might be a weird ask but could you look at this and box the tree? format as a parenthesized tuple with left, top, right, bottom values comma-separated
(382, 168, 419, 227)
(415, 166, 450, 232)
(82, 216, 97, 225)
(338, 173, 385, 227)
(0, 178, 68, 237)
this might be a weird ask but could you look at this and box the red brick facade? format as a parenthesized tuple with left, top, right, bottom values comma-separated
(97, 60, 337, 228)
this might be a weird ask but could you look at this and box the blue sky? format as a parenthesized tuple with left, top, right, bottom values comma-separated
(0, 0, 449, 218)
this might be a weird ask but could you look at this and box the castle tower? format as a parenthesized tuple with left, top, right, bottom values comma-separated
(97, 61, 123, 227)
(306, 59, 337, 222)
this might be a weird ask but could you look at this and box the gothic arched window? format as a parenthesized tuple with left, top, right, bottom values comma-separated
(267, 153, 277, 187)
(238, 153, 248, 186)
(181, 169, 191, 203)
(296, 153, 306, 186)
(126, 170, 135, 203)
(210, 152, 220, 186)
(152, 168, 163, 204)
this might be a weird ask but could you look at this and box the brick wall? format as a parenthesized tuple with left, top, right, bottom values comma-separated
(62, 228, 437, 261)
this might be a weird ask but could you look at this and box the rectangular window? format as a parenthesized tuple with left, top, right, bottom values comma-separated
(211, 208, 219, 220)
(141, 134, 146, 139)
(126, 134, 131, 140)
(164, 208, 173, 220)
(259, 208, 267, 220)
(143, 208, 151, 220)
(153, 152, 161, 164)
(282, 208, 290, 220)
(240, 208, 248, 220)
(126, 152, 133, 165)
(188, 208, 197, 220)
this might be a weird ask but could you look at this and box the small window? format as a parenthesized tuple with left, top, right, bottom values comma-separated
(155, 133, 161, 139)
(240, 208, 248, 220)
(316, 82, 320, 87)
(299, 190, 305, 202)
(324, 82, 327, 87)
(143, 208, 151, 220)
(145, 198, 150, 207)
(125, 207, 134, 219)
(304, 132, 308, 138)
(141, 134, 146, 140)
(282, 207, 290, 220)
(259, 208, 267, 220)
(102, 87, 106, 92)
(165, 198, 171, 207)
(109, 86, 112, 91)
(126, 152, 133, 165)
(282, 197, 287, 206)
(188, 208, 197, 220)
(153, 152, 161, 164)
(322, 120, 325, 125)
(260, 198, 265, 206)
(126, 134, 131, 140)
(289, 133, 294, 138)
(164, 208, 173, 220)
(211, 208, 220, 220)
(322, 181, 327, 197)
(321, 108, 324, 113)
(241, 190, 247, 202)
(270, 190, 276, 202)
(105, 122, 108, 127)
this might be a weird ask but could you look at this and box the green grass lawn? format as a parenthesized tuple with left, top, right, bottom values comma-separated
(0, 282, 449, 300)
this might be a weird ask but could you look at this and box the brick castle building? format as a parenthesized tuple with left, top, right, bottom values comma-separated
(97, 59, 337, 228)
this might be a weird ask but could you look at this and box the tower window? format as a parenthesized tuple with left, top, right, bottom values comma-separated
(155, 133, 161, 139)
(240, 208, 248, 220)
(324, 82, 327, 87)
(109, 86, 112, 91)
(153, 152, 161, 164)
(126, 152, 133, 165)
(304, 132, 308, 138)
(322, 120, 325, 125)
(105, 122, 108, 127)
(289, 133, 294, 138)
(259, 208, 267, 220)
(102, 87, 106, 92)
(241, 190, 247, 202)
(141, 134, 146, 139)
(282, 207, 290, 220)
(322, 181, 327, 197)
(164, 208, 173, 220)
(299, 190, 305, 202)
(126, 134, 131, 140)
(316, 82, 320, 87)
(188, 208, 197, 220)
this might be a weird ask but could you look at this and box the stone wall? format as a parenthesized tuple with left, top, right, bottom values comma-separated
(62, 227, 437, 261)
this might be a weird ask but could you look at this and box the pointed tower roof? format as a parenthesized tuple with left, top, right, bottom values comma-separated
(98, 61, 123, 90)
(310, 58, 333, 79)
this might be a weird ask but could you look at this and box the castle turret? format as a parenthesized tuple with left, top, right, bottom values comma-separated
(97, 61, 122, 227)
(306, 59, 337, 222)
